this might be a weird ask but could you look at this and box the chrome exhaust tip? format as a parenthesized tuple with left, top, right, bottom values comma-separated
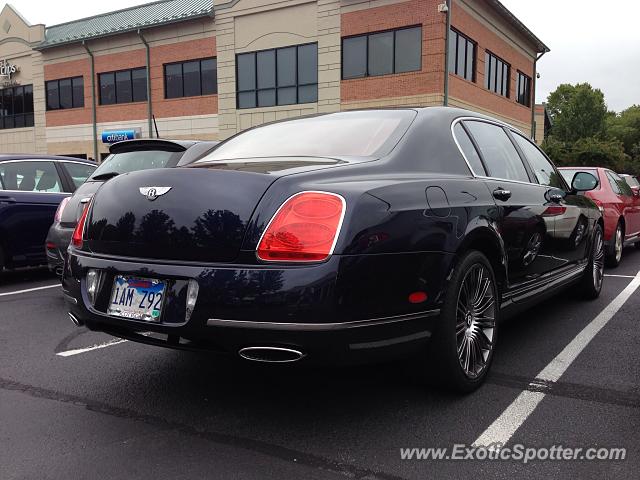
(238, 346, 305, 363)
(68, 312, 84, 327)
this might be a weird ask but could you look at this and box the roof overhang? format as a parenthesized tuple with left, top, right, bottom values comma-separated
(486, 0, 550, 54)
(35, 0, 214, 51)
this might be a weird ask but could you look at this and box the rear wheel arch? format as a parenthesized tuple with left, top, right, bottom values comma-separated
(454, 227, 507, 293)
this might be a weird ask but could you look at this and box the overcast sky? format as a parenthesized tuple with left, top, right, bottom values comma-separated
(6, 0, 639, 112)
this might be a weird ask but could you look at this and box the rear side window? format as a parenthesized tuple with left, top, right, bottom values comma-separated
(90, 150, 182, 179)
(464, 121, 530, 183)
(511, 133, 564, 188)
(453, 123, 486, 175)
(64, 162, 96, 189)
(0, 161, 63, 192)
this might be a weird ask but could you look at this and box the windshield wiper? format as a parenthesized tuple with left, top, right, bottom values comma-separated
(91, 172, 121, 181)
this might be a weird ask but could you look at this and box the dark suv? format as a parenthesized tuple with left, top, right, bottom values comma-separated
(46, 139, 218, 276)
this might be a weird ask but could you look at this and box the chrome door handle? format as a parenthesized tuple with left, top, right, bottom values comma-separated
(493, 188, 511, 201)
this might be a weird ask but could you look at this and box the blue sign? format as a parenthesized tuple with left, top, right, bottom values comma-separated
(101, 130, 138, 144)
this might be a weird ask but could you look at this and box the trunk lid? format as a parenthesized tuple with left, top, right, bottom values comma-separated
(85, 167, 278, 262)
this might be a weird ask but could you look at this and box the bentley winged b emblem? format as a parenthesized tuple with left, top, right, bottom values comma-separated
(139, 186, 172, 201)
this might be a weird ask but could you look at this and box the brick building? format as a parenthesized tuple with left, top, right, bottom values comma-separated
(0, 0, 548, 159)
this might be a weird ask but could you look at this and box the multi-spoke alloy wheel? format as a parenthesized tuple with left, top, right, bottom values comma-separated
(578, 224, 605, 299)
(592, 228, 605, 291)
(455, 264, 496, 379)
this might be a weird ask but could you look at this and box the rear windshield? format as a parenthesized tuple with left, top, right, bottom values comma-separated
(559, 168, 598, 186)
(198, 110, 416, 161)
(90, 150, 183, 179)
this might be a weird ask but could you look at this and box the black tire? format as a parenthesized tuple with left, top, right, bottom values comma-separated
(428, 250, 499, 393)
(0, 245, 4, 272)
(635, 241, 640, 250)
(606, 221, 623, 268)
(577, 224, 605, 300)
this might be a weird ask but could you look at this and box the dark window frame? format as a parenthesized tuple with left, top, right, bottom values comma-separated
(516, 70, 532, 107)
(163, 57, 218, 99)
(98, 67, 147, 105)
(341, 25, 423, 80)
(484, 51, 510, 98)
(0, 84, 34, 130)
(449, 28, 476, 82)
(46, 76, 84, 110)
(236, 42, 318, 109)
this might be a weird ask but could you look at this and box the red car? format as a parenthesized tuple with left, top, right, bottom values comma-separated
(559, 167, 640, 267)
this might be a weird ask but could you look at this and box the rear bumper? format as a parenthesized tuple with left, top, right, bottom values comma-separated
(63, 250, 454, 364)
(46, 223, 73, 275)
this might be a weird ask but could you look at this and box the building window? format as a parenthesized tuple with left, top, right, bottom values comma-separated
(164, 58, 217, 99)
(236, 43, 318, 109)
(516, 71, 532, 107)
(99, 67, 147, 105)
(342, 26, 422, 79)
(448, 29, 475, 82)
(0, 85, 34, 129)
(484, 52, 510, 97)
(46, 77, 84, 110)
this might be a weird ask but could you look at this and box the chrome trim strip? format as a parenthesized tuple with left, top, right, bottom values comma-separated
(349, 330, 431, 350)
(255, 190, 347, 263)
(238, 346, 305, 363)
(503, 264, 586, 302)
(206, 309, 440, 331)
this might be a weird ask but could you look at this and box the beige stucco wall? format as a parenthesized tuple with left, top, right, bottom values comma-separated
(0, 5, 46, 154)
(214, 0, 341, 139)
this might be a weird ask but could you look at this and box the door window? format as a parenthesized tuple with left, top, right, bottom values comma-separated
(464, 121, 530, 183)
(0, 161, 63, 192)
(64, 162, 97, 189)
(511, 133, 564, 188)
(607, 171, 633, 197)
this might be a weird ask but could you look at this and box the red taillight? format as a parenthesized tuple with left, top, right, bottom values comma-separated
(72, 203, 90, 248)
(54, 197, 70, 223)
(257, 192, 345, 262)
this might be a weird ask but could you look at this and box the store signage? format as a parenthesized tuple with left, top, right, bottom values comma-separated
(0, 59, 18, 80)
(101, 129, 141, 144)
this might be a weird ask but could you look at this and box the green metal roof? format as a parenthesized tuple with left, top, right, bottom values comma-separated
(37, 0, 214, 49)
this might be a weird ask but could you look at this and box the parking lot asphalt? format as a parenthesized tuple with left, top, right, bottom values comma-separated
(1, 251, 639, 479)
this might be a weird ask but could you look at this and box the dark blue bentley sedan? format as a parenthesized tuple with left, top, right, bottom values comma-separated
(0, 155, 96, 271)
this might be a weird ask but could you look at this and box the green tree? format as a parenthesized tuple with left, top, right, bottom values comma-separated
(606, 105, 640, 155)
(546, 83, 608, 142)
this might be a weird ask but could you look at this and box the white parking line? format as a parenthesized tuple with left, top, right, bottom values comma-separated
(0, 284, 60, 297)
(474, 270, 640, 448)
(604, 274, 636, 278)
(56, 338, 128, 357)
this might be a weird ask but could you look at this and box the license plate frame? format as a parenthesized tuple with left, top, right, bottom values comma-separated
(107, 275, 167, 322)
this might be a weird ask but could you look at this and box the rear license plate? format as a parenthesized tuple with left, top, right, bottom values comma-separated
(108, 276, 166, 321)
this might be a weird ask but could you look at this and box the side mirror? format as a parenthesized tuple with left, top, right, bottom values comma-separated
(571, 172, 599, 192)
